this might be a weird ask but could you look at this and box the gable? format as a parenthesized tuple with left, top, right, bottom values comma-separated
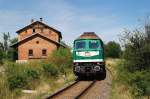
(19, 36, 57, 49)
(11, 33, 65, 48)
(16, 21, 62, 38)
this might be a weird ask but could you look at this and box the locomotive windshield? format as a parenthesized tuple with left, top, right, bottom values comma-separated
(75, 40, 101, 50)
(89, 40, 100, 49)
(75, 41, 86, 49)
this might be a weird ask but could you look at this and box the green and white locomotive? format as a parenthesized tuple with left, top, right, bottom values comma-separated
(73, 32, 106, 79)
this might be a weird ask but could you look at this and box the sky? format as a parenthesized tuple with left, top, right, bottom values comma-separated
(0, 0, 150, 46)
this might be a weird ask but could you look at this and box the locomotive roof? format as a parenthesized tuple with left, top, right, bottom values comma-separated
(76, 32, 100, 40)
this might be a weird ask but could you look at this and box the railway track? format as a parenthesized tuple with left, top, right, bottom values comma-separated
(46, 68, 112, 99)
(46, 80, 96, 99)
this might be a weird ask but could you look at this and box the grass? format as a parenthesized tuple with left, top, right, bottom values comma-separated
(19, 72, 75, 99)
(0, 61, 75, 99)
(106, 58, 133, 99)
(1, 58, 134, 99)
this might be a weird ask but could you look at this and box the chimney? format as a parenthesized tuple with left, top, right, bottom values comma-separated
(40, 18, 43, 22)
(145, 25, 150, 38)
(31, 19, 34, 23)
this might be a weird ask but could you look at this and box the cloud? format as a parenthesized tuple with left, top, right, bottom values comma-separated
(35, 0, 122, 45)
(0, 0, 122, 46)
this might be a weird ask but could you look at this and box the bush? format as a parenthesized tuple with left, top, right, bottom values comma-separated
(8, 74, 27, 90)
(4, 48, 73, 91)
(105, 41, 121, 58)
(43, 63, 58, 77)
(116, 29, 150, 98)
(7, 48, 18, 61)
(47, 48, 72, 74)
(25, 69, 39, 80)
(5, 62, 41, 90)
(0, 51, 3, 64)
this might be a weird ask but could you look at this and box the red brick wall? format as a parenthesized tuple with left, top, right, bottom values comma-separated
(18, 23, 59, 42)
(18, 36, 57, 60)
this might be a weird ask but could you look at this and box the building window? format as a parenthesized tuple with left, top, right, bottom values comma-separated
(28, 49, 33, 56)
(36, 41, 39, 44)
(33, 29, 35, 32)
(42, 49, 47, 56)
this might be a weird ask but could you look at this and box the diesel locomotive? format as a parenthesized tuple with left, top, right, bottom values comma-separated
(73, 32, 106, 79)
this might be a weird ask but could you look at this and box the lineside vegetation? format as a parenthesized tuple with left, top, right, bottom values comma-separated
(113, 28, 150, 98)
(0, 48, 74, 99)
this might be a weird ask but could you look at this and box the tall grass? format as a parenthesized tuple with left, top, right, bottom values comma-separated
(109, 59, 133, 99)
(0, 48, 74, 99)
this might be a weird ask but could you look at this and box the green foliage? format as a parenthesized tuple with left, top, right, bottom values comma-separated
(8, 74, 27, 90)
(43, 63, 58, 77)
(116, 29, 150, 98)
(105, 41, 121, 58)
(25, 68, 39, 80)
(1, 32, 10, 52)
(0, 33, 18, 63)
(7, 48, 18, 61)
(0, 50, 3, 64)
(5, 62, 40, 90)
(47, 48, 72, 74)
(3, 48, 72, 91)
(9, 37, 18, 44)
(0, 74, 14, 99)
(0, 45, 73, 98)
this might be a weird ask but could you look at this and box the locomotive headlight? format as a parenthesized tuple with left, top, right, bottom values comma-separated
(94, 66, 100, 71)
(74, 62, 79, 66)
(75, 66, 80, 72)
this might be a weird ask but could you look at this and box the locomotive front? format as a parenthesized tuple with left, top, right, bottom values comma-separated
(73, 32, 106, 79)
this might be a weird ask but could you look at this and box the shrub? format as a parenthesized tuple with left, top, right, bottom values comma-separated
(116, 28, 150, 97)
(8, 74, 27, 90)
(105, 41, 121, 58)
(25, 69, 39, 80)
(7, 48, 18, 61)
(47, 48, 72, 75)
(43, 63, 58, 77)
(0, 50, 3, 64)
(5, 62, 41, 90)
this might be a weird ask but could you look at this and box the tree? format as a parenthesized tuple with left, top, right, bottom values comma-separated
(0, 49, 3, 64)
(105, 41, 121, 58)
(117, 28, 150, 97)
(0, 32, 10, 58)
(9, 38, 18, 44)
(8, 37, 18, 61)
(0, 33, 18, 62)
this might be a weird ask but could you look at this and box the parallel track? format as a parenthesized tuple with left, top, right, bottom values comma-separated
(46, 80, 96, 99)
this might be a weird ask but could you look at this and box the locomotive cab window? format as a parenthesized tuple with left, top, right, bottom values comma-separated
(75, 41, 86, 49)
(89, 40, 100, 49)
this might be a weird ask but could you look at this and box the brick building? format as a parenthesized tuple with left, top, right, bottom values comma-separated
(11, 18, 65, 62)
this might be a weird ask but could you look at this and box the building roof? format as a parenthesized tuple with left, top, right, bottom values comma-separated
(76, 32, 100, 39)
(16, 21, 62, 38)
(10, 33, 65, 48)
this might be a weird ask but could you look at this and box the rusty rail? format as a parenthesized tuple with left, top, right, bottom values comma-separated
(46, 81, 79, 99)
(75, 80, 96, 99)
(46, 80, 96, 99)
